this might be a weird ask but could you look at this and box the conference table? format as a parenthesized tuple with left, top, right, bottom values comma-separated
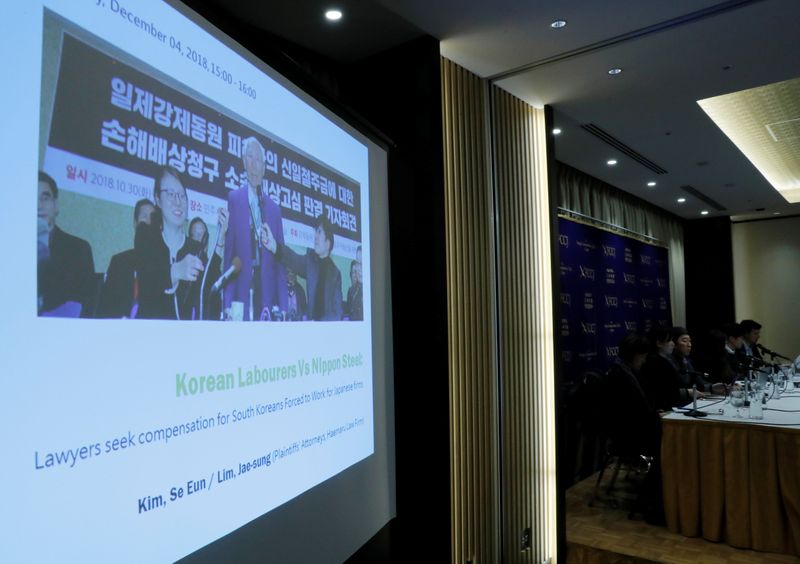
(661, 387, 800, 557)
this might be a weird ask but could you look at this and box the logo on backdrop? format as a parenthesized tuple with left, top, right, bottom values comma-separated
(659, 297, 668, 311)
(579, 266, 596, 280)
(604, 295, 619, 308)
(602, 245, 616, 258)
(560, 293, 572, 306)
(624, 248, 633, 263)
(604, 321, 621, 333)
(623, 273, 636, 284)
(606, 346, 619, 358)
(561, 319, 570, 337)
(559, 234, 569, 247)
(605, 268, 616, 284)
(641, 298, 654, 310)
(657, 277, 666, 288)
(581, 322, 597, 335)
(562, 351, 573, 363)
(583, 293, 594, 310)
(623, 298, 637, 308)
(624, 321, 638, 331)
(578, 240, 595, 252)
(640, 254, 652, 265)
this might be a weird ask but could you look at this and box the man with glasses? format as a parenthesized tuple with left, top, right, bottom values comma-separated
(37, 171, 95, 316)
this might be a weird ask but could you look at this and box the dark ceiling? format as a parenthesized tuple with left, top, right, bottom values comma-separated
(192, 0, 800, 220)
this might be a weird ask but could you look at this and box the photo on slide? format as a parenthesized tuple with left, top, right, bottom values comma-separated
(38, 12, 364, 322)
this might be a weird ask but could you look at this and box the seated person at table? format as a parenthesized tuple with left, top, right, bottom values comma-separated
(697, 329, 736, 384)
(37, 171, 95, 317)
(135, 166, 206, 320)
(262, 216, 343, 321)
(739, 319, 763, 359)
(641, 327, 683, 410)
(96, 198, 154, 318)
(671, 326, 726, 396)
(722, 323, 747, 379)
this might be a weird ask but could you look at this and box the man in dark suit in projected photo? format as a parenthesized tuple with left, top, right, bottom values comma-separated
(223, 136, 288, 320)
(96, 198, 155, 318)
(262, 215, 343, 321)
(37, 171, 95, 317)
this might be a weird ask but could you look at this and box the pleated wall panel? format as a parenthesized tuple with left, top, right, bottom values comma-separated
(441, 57, 500, 564)
(492, 86, 557, 564)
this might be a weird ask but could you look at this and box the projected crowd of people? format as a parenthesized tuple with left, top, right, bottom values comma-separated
(37, 137, 364, 321)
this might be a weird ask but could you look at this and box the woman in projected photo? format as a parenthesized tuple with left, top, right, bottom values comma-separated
(135, 166, 227, 320)
(187, 216, 227, 320)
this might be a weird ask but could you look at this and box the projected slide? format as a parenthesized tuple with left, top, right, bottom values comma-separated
(4, 2, 383, 562)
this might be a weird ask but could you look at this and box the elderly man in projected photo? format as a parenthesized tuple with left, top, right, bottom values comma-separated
(224, 136, 287, 320)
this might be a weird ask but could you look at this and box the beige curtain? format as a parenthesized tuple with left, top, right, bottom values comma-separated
(557, 163, 686, 325)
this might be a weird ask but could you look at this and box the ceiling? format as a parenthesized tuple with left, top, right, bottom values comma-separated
(195, 0, 800, 220)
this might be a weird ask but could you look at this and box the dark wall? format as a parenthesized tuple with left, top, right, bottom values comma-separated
(178, 3, 450, 562)
(684, 217, 735, 335)
(341, 37, 450, 563)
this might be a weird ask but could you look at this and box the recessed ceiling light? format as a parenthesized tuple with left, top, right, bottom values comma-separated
(550, 20, 567, 29)
(647, 181, 656, 187)
(325, 9, 343, 21)
(700, 210, 709, 215)
(608, 68, 623, 76)
(607, 159, 618, 166)
(677, 198, 686, 203)
(552, 128, 562, 135)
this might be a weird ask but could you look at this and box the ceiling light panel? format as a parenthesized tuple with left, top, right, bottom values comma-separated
(698, 76, 800, 203)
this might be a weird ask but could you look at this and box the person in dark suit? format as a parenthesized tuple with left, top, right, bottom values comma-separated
(345, 259, 363, 321)
(96, 198, 155, 318)
(223, 136, 287, 320)
(722, 323, 747, 380)
(740, 319, 763, 359)
(263, 215, 343, 321)
(287, 269, 307, 321)
(37, 171, 95, 317)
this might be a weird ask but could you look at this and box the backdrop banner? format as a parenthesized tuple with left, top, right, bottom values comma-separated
(558, 217, 671, 383)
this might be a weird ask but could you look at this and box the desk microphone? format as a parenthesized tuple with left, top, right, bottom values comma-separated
(683, 384, 708, 418)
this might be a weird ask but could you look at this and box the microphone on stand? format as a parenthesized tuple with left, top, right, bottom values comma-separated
(757, 344, 792, 362)
(212, 256, 242, 292)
